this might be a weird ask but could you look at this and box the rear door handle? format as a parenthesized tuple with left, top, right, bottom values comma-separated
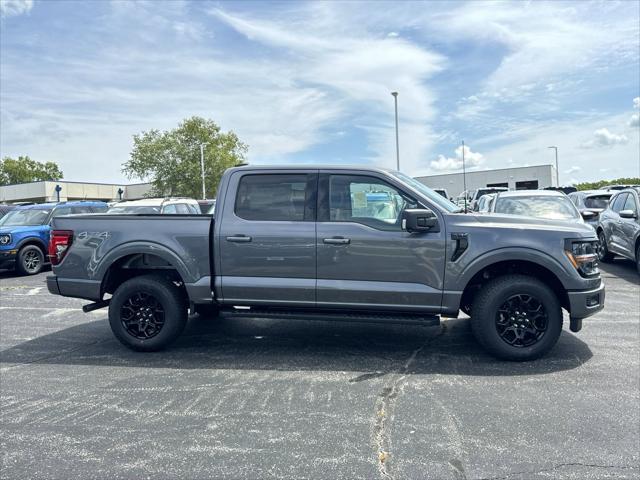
(323, 237, 350, 245)
(226, 235, 252, 243)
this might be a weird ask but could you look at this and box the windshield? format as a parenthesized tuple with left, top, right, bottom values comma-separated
(0, 209, 51, 226)
(107, 206, 161, 214)
(389, 171, 460, 212)
(584, 195, 612, 209)
(494, 195, 580, 220)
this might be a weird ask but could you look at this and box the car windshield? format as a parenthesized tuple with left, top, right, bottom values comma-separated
(0, 209, 51, 226)
(389, 171, 460, 212)
(584, 195, 612, 209)
(107, 206, 161, 214)
(494, 195, 580, 220)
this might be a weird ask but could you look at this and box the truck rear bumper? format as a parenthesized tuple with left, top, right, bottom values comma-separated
(567, 281, 605, 320)
(47, 275, 102, 301)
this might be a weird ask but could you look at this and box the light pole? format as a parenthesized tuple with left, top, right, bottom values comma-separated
(391, 91, 400, 171)
(199, 143, 207, 200)
(548, 146, 559, 186)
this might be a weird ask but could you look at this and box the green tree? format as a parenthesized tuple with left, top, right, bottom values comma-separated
(0, 156, 63, 186)
(575, 177, 640, 191)
(123, 117, 248, 198)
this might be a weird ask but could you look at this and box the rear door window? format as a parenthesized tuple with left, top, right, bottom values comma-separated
(623, 194, 638, 213)
(162, 204, 178, 214)
(611, 194, 628, 213)
(235, 174, 310, 221)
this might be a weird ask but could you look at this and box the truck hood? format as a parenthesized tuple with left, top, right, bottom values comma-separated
(0, 225, 48, 235)
(468, 213, 596, 238)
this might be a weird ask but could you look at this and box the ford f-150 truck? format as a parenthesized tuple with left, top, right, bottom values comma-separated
(46, 166, 605, 360)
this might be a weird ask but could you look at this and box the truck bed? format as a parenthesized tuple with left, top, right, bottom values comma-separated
(49, 214, 213, 302)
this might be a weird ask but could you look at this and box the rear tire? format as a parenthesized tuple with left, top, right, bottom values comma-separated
(598, 230, 613, 262)
(471, 275, 563, 361)
(16, 245, 44, 275)
(109, 274, 188, 351)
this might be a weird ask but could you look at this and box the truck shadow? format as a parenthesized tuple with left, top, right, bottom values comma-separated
(0, 315, 592, 377)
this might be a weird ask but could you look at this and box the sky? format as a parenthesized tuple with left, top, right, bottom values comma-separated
(1, 0, 639, 187)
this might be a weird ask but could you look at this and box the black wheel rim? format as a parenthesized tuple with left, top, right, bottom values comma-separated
(495, 294, 548, 348)
(24, 250, 41, 273)
(598, 233, 607, 260)
(120, 292, 165, 340)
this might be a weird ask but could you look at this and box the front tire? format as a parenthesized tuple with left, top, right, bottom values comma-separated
(16, 245, 44, 275)
(108, 274, 188, 351)
(471, 275, 563, 361)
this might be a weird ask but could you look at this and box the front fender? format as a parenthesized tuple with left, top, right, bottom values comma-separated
(450, 247, 584, 291)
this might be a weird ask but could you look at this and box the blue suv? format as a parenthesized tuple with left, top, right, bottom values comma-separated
(0, 201, 108, 275)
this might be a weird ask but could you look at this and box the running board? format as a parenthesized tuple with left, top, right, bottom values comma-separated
(219, 307, 440, 326)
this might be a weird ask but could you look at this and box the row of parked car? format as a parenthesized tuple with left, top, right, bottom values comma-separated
(0, 197, 216, 275)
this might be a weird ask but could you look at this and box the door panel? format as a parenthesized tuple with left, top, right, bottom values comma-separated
(217, 171, 317, 305)
(316, 173, 446, 312)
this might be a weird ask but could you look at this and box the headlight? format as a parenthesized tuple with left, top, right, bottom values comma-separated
(565, 239, 599, 277)
(0, 234, 11, 246)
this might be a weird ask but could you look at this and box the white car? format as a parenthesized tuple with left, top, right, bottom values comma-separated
(107, 198, 202, 215)
(487, 190, 584, 223)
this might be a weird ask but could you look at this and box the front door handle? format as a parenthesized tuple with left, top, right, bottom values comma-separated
(226, 235, 252, 243)
(323, 237, 350, 245)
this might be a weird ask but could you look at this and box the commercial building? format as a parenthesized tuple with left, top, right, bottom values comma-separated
(0, 180, 152, 203)
(415, 164, 557, 198)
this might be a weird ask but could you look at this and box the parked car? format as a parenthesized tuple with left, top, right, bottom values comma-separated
(0, 204, 16, 219)
(568, 190, 614, 227)
(489, 190, 583, 224)
(596, 188, 640, 273)
(0, 201, 108, 275)
(46, 165, 604, 361)
(107, 198, 201, 215)
(602, 184, 640, 192)
(468, 187, 509, 211)
(474, 193, 496, 213)
(543, 186, 578, 195)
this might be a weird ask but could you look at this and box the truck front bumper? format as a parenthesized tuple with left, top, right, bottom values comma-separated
(567, 280, 605, 321)
(0, 249, 17, 270)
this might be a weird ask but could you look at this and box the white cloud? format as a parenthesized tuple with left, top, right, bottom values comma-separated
(430, 145, 484, 172)
(0, 0, 32, 17)
(634, 97, 640, 109)
(629, 114, 639, 128)
(565, 166, 581, 175)
(387, 32, 399, 37)
(581, 128, 629, 148)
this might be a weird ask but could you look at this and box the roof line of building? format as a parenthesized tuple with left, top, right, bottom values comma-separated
(415, 163, 554, 179)
(1, 180, 151, 187)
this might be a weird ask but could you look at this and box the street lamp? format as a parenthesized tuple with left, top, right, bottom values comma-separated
(199, 143, 207, 200)
(391, 91, 400, 171)
(548, 146, 559, 186)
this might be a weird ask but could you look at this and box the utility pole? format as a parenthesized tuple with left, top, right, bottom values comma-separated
(548, 146, 559, 186)
(391, 91, 400, 171)
(199, 143, 206, 200)
(462, 140, 468, 212)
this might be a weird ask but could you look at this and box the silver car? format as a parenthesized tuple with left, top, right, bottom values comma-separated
(487, 190, 584, 224)
(596, 187, 640, 273)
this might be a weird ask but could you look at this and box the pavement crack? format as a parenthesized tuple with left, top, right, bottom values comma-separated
(478, 462, 639, 480)
(372, 324, 446, 479)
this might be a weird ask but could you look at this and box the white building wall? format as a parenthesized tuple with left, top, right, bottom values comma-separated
(415, 164, 557, 198)
(0, 181, 152, 203)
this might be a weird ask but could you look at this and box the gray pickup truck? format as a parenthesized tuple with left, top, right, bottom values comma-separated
(46, 166, 605, 360)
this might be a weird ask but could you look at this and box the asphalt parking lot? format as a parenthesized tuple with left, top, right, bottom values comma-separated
(1, 261, 638, 480)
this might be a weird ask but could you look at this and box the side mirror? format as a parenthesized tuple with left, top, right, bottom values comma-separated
(619, 209, 637, 219)
(580, 210, 597, 220)
(402, 209, 438, 233)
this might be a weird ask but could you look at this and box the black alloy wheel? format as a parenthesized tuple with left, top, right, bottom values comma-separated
(120, 292, 165, 340)
(495, 294, 548, 348)
(17, 245, 44, 275)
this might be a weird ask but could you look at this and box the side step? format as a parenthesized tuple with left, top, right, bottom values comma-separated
(219, 307, 440, 326)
